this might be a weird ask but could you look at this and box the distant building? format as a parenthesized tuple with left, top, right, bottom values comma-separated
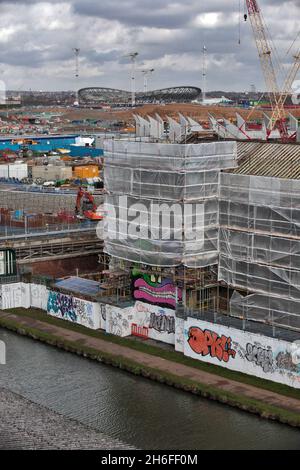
(78, 86, 202, 106)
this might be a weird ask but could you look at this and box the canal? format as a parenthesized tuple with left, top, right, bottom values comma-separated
(0, 329, 299, 450)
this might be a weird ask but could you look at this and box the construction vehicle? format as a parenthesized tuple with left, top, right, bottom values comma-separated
(75, 187, 103, 221)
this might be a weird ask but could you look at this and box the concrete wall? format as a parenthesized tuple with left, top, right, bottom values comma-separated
(0, 283, 30, 309)
(183, 317, 300, 389)
(105, 304, 133, 337)
(0, 283, 102, 330)
(47, 290, 101, 330)
(1, 282, 299, 389)
(175, 317, 185, 352)
(103, 301, 176, 343)
(133, 301, 175, 345)
(30, 283, 48, 310)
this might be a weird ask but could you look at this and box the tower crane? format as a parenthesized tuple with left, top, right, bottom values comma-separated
(244, 0, 299, 141)
(140, 68, 155, 93)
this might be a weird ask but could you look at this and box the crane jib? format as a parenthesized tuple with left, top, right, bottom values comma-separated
(246, 0, 260, 15)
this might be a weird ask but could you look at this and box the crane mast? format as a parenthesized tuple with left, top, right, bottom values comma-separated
(245, 0, 289, 140)
(271, 48, 300, 125)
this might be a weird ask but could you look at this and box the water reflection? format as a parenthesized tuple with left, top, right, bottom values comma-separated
(0, 329, 299, 450)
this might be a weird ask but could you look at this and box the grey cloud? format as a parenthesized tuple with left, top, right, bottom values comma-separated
(0, 0, 298, 91)
(73, 0, 198, 28)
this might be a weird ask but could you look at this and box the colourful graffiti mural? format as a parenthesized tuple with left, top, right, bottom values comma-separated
(184, 318, 300, 389)
(187, 326, 236, 363)
(47, 291, 98, 329)
(47, 291, 77, 322)
(132, 269, 182, 309)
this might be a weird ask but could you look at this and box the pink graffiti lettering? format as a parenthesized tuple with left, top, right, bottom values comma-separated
(136, 302, 150, 313)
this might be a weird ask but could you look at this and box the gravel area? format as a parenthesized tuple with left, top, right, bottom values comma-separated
(0, 388, 134, 450)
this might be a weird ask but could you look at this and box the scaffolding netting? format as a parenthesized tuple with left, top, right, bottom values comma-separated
(219, 173, 300, 330)
(104, 140, 237, 268)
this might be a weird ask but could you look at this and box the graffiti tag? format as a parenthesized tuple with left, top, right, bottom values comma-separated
(245, 343, 273, 373)
(149, 312, 175, 334)
(100, 304, 107, 321)
(276, 351, 298, 373)
(188, 327, 236, 363)
(47, 291, 77, 322)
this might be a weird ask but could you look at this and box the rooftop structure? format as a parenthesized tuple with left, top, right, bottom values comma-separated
(232, 141, 300, 179)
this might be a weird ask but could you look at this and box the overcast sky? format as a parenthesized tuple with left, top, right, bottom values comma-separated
(0, 0, 298, 92)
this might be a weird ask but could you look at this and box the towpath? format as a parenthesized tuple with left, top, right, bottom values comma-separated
(1, 311, 300, 418)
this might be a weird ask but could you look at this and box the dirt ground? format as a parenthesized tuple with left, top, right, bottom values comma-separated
(34, 104, 300, 124)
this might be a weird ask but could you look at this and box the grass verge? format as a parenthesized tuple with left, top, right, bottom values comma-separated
(1, 313, 300, 428)
(6, 307, 300, 401)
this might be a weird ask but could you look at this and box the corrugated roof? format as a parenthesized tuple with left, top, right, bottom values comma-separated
(55, 277, 102, 296)
(230, 141, 300, 180)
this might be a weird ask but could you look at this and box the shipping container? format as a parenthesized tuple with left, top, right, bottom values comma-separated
(73, 165, 99, 179)
(0, 164, 9, 178)
(8, 163, 28, 179)
(32, 165, 73, 181)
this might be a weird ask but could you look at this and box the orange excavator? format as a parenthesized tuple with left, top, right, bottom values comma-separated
(75, 187, 103, 221)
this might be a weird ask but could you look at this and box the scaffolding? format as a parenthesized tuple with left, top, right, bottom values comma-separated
(102, 137, 300, 333)
(219, 172, 300, 330)
(104, 140, 237, 268)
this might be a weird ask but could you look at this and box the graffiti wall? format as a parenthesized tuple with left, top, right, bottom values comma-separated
(175, 317, 185, 352)
(133, 301, 176, 345)
(30, 284, 49, 310)
(184, 318, 300, 389)
(105, 304, 133, 337)
(47, 291, 101, 330)
(99, 303, 107, 331)
(132, 269, 182, 310)
(0, 283, 30, 310)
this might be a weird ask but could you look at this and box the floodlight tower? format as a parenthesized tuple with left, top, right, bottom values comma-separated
(124, 52, 139, 107)
(141, 68, 155, 93)
(73, 48, 80, 105)
(202, 45, 207, 103)
(73, 48, 80, 78)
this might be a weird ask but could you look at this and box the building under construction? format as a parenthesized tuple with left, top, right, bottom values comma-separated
(102, 138, 300, 330)
(0, 129, 299, 389)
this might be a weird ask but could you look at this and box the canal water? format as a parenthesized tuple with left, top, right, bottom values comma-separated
(0, 329, 300, 450)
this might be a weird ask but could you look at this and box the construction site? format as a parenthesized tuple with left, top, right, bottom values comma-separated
(0, 0, 299, 392)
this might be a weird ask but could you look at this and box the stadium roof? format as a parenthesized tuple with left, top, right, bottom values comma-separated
(78, 86, 201, 106)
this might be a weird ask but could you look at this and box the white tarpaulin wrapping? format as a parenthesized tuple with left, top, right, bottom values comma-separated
(104, 140, 237, 267)
(219, 173, 300, 329)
